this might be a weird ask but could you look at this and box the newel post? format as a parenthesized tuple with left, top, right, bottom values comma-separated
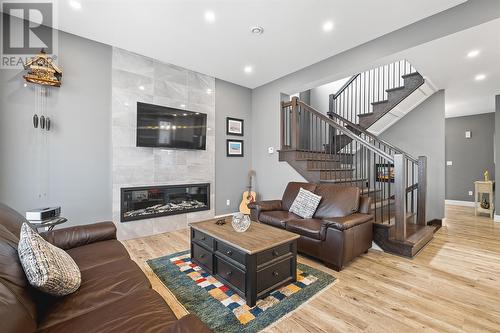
(290, 96, 300, 150)
(394, 154, 407, 241)
(417, 156, 427, 226)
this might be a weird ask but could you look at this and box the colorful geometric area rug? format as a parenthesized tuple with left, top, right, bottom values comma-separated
(147, 250, 336, 333)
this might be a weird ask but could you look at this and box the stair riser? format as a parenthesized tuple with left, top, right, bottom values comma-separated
(306, 160, 343, 169)
(320, 179, 368, 186)
(319, 170, 354, 180)
(296, 152, 353, 164)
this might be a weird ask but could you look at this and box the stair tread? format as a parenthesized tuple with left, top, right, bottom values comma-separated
(371, 99, 389, 106)
(404, 224, 435, 245)
(357, 112, 374, 118)
(361, 188, 381, 194)
(321, 178, 367, 183)
(308, 168, 354, 171)
(386, 86, 406, 93)
(401, 72, 421, 79)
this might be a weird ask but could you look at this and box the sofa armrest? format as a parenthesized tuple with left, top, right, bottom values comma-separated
(358, 196, 372, 214)
(163, 314, 212, 333)
(248, 200, 282, 221)
(40, 221, 117, 250)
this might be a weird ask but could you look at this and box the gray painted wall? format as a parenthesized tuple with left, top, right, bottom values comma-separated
(0, 22, 252, 230)
(215, 79, 252, 215)
(380, 91, 445, 221)
(495, 95, 500, 212)
(251, 1, 500, 201)
(445, 113, 495, 202)
(0, 31, 113, 227)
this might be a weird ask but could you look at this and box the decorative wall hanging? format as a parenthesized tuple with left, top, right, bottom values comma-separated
(227, 139, 244, 157)
(226, 117, 244, 136)
(23, 49, 62, 87)
(21, 49, 61, 203)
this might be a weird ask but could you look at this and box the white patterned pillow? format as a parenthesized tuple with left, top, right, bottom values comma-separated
(289, 187, 322, 219)
(18, 223, 81, 296)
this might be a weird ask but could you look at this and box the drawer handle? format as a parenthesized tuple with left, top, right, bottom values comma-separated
(226, 271, 233, 276)
(226, 250, 233, 256)
(273, 271, 279, 277)
(200, 236, 206, 241)
(272, 250, 279, 256)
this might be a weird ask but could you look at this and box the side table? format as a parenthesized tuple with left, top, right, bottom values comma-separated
(30, 217, 68, 232)
(474, 181, 494, 218)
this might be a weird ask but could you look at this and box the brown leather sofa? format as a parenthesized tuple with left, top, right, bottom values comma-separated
(0, 203, 211, 333)
(249, 182, 373, 271)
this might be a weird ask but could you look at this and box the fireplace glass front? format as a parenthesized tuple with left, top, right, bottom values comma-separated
(121, 183, 210, 222)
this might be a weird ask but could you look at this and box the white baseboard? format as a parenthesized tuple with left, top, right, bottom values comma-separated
(445, 200, 475, 207)
(494, 215, 500, 223)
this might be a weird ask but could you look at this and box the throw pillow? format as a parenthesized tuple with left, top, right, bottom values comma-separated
(18, 223, 81, 296)
(289, 187, 322, 219)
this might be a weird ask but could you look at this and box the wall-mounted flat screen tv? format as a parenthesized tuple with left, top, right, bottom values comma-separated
(136, 102, 207, 150)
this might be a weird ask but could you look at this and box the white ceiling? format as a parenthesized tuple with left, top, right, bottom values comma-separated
(399, 18, 500, 118)
(29, 0, 464, 88)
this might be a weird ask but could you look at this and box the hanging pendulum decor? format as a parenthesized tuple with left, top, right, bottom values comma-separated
(24, 49, 62, 131)
(23, 49, 63, 87)
(22, 49, 62, 202)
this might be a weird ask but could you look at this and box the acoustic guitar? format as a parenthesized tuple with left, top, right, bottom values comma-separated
(239, 170, 256, 215)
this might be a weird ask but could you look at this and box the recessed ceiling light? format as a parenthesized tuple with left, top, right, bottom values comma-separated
(250, 26, 264, 35)
(244, 65, 253, 74)
(69, 0, 82, 10)
(180, 104, 186, 108)
(467, 49, 480, 58)
(138, 85, 145, 91)
(124, 102, 129, 107)
(206, 88, 212, 95)
(204, 11, 215, 23)
(475, 74, 486, 81)
(183, 113, 187, 116)
(322, 21, 334, 32)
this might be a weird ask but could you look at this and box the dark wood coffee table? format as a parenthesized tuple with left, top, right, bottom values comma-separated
(189, 217, 299, 306)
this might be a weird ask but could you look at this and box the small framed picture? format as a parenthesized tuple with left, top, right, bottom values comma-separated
(226, 117, 244, 136)
(227, 139, 244, 157)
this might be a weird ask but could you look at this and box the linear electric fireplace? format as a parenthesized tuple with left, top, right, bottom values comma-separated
(121, 183, 210, 222)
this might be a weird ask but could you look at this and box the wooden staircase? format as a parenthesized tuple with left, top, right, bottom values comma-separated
(279, 60, 437, 258)
(357, 72, 425, 129)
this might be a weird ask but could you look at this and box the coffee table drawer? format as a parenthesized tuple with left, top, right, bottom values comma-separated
(256, 243, 292, 266)
(215, 257, 245, 293)
(256, 257, 293, 294)
(192, 243, 213, 272)
(216, 240, 246, 265)
(192, 229, 213, 250)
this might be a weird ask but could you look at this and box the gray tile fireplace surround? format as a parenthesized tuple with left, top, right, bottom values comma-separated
(111, 48, 215, 240)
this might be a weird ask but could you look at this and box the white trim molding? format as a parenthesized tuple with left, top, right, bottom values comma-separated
(445, 200, 475, 207)
(494, 215, 500, 223)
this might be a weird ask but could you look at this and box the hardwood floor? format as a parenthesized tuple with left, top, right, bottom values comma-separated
(122, 205, 500, 332)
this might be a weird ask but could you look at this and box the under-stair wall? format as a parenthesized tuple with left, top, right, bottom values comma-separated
(380, 90, 445, 221)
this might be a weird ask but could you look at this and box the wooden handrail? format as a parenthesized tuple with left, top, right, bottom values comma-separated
(295, 99, 394, 162)
(332, 74, 360, 99)
(327, 111, 419, 163)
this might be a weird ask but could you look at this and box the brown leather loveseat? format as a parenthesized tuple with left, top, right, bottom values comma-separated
(249, 182, 373, 271)
(0, 203, 211, 333)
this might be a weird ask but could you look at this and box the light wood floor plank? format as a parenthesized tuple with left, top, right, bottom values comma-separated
(122, 205, 500, 332)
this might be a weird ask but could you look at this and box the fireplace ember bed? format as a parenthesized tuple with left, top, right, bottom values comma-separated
(121, 183, 210, 222)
